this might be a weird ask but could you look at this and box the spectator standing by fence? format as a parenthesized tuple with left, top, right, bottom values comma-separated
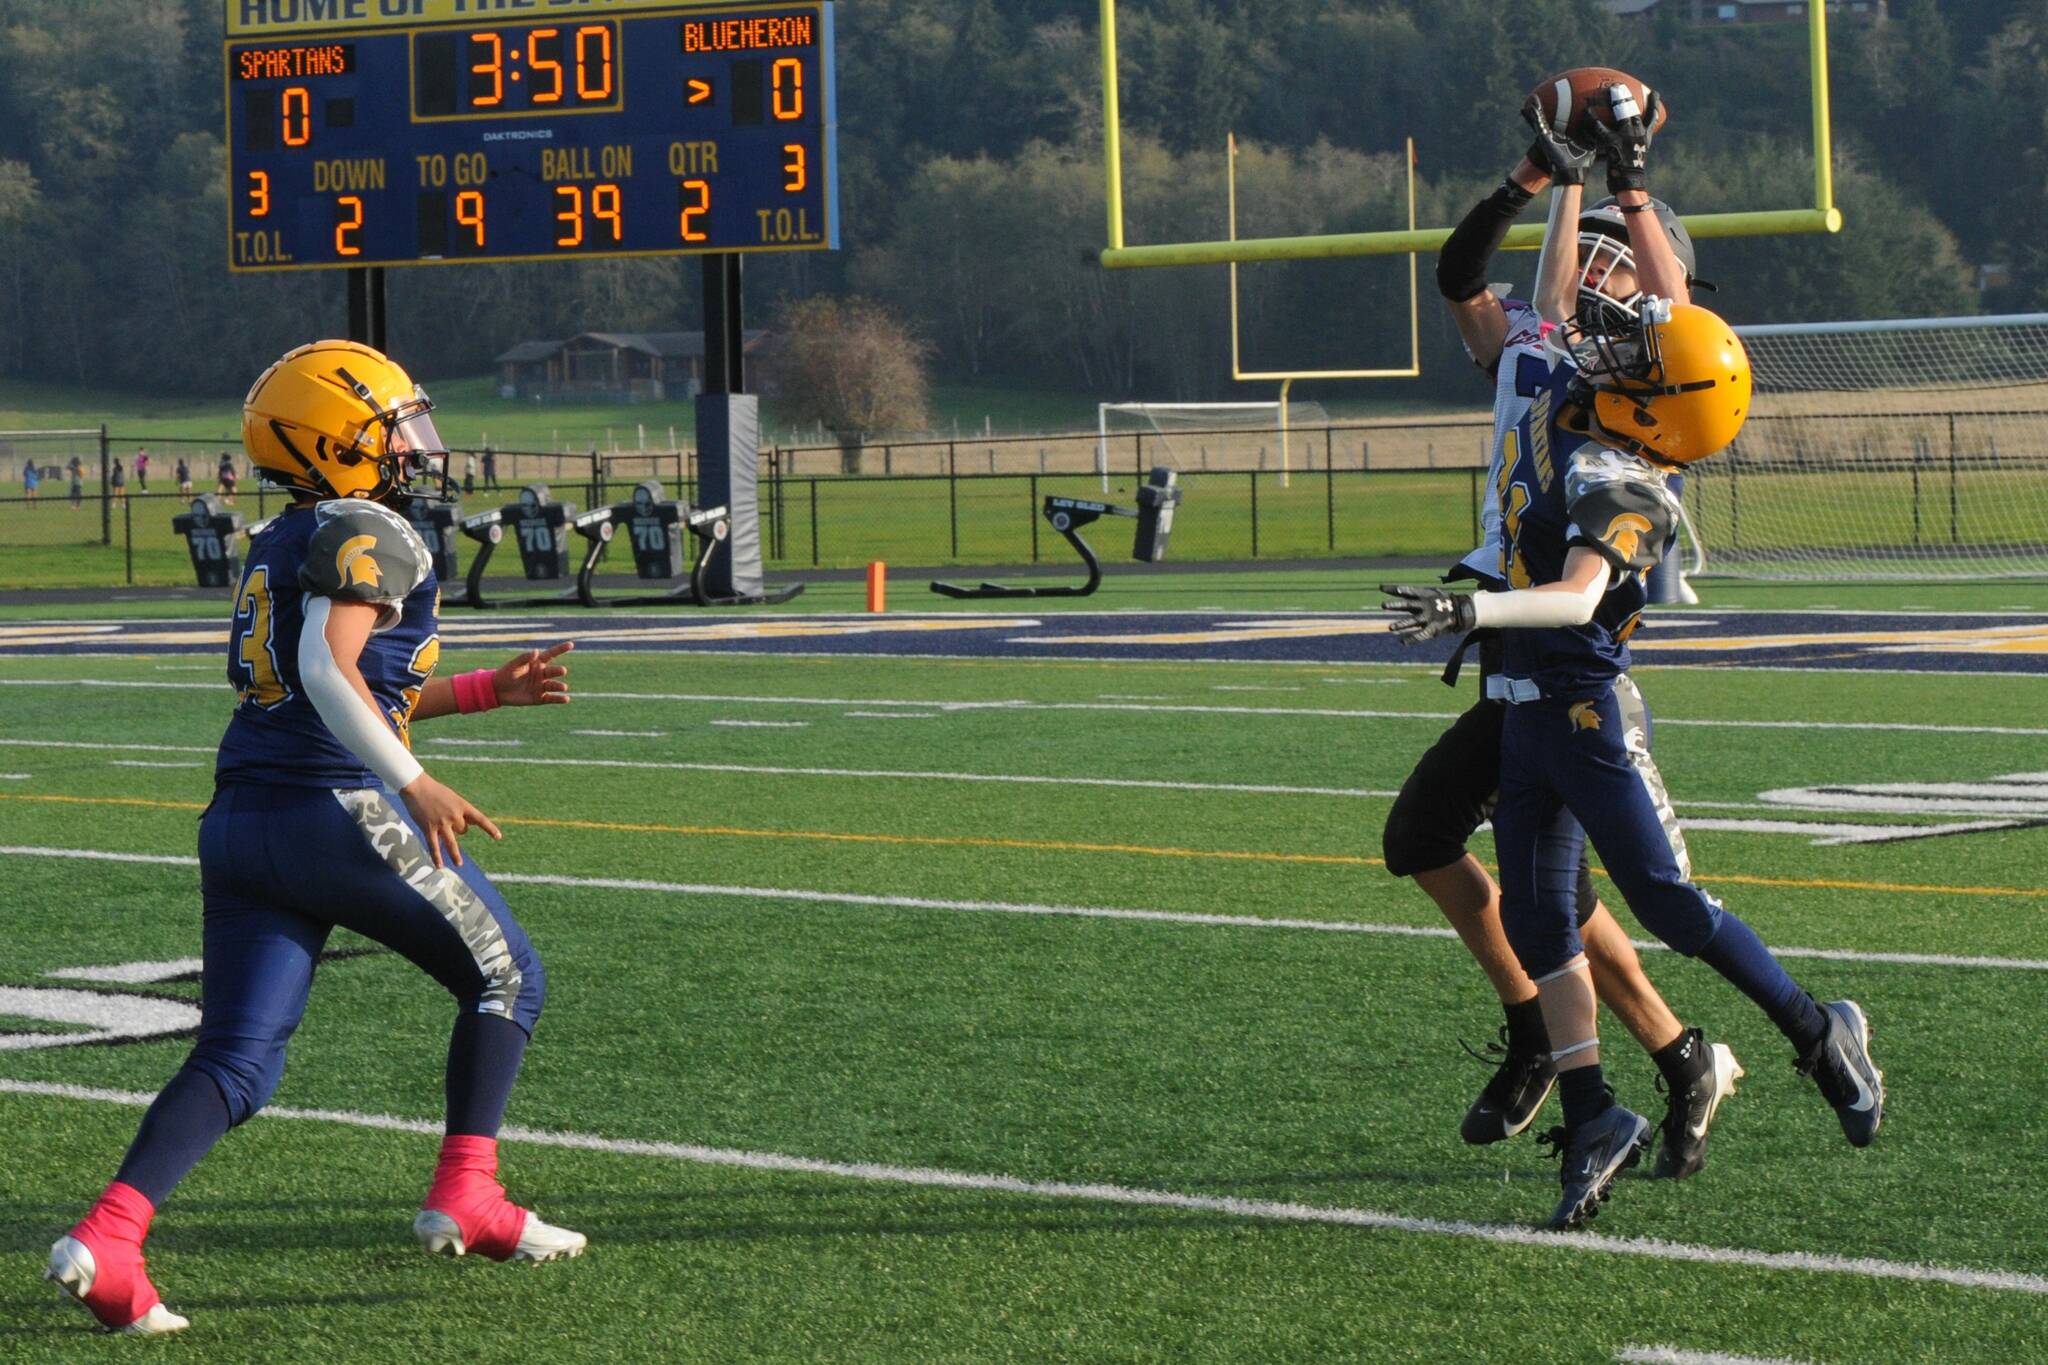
(217, 452, 238, 505)
(23, 459, 39, 505)
(482, 447, 499, 489)
(464, 452, 477, 495)
(68, 455, 83, 508)
(176, 457, 192, 495)
(111, 459, 127, 502)
(135, 449, 150, 491)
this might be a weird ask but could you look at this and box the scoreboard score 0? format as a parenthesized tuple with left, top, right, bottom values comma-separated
(223, 0, 837, 272)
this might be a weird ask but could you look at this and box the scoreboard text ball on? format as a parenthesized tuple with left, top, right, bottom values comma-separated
(224, 0, 839, 271)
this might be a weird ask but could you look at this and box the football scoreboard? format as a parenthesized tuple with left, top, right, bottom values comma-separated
(223, 0, 838, 272)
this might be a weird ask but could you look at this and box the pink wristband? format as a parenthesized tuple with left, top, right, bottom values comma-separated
(452, 668, 502, 715)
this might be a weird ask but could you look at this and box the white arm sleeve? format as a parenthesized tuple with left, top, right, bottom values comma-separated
(299, 595, 425, 792)
(1467, 562, 1612, 630)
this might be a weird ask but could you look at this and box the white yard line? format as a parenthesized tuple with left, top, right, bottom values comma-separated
(0, 773, 28, 781)
(106, 760, 203, 769)
(0, 1076, 2040, 1297)
(46, 958, 205, 985)
(572, 729, 667, 738)
(0, 736, 2022, 838)
(0, 738, 214, 754)
(1616, 1348, 1811, 1365)
(844, 711, 938, 719)
(421, 737, 524, 748)
(3, 847, 2043, 974)
(708, 720, 811, 729)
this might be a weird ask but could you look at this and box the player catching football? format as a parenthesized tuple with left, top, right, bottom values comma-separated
(47, 342, 585, 1335)
(1384, 80, 1743, 1182)
(1384, 85, 1884, 1231)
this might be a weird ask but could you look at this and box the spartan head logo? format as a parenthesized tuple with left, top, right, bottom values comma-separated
(335, 534, 382, 589)
(1602, 512, 1655, 565)
(1568, 701, 1603, 733)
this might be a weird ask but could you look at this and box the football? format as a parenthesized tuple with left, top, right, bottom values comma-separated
(1526, 66, 1668, 142)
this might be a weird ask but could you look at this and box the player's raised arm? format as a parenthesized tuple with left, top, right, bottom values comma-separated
(1438, 98, 1591, 374)
(1591, 84, 1689, 308)
(1523, 95, 1593, 328)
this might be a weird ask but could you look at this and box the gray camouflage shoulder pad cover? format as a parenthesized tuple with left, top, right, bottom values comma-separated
(1562, 447, 1679, 575)
(300, 499, 432, 607)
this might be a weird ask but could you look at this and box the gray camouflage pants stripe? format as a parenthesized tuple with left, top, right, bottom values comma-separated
(333, 788, 524, 1020)
(1613, 672, 1692, 880)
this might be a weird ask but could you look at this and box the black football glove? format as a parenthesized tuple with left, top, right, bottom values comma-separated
(1520, 94, 1596, 188)
(1589, 84, 1659, 195)
(1380, 584, 1478, 644)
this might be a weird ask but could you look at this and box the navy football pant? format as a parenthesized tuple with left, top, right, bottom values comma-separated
(1382, 697, 1598, 926)
(1493, 675, 1822, 1047)
(114, 784, 545, 1203)
(1493, 674, 1722, 974)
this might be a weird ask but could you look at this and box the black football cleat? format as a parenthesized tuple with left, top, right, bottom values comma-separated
(1796, 999, 1884, 1148)
(1651, 1032, 1744, 1180)
(1538, 1103, 1651, 1231)
(1459, 1026, 1557, 1145)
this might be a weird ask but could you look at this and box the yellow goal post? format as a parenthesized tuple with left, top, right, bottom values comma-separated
(1097, 0, 1843, 272)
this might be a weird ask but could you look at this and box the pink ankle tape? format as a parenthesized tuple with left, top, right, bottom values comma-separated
(424, 1135, 526, 1261)
(452, 669, 501, 714)
(71, 1182, 163, 1325)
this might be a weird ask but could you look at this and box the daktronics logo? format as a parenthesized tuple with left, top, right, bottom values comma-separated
(682, 15, 814, 52)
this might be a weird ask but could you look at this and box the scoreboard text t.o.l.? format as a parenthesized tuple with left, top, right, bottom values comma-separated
(223, 0, 838, 272)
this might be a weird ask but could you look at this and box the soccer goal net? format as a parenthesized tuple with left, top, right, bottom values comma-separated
(1679, 313, 2048, 580)
(1096, 401, 1330, 491)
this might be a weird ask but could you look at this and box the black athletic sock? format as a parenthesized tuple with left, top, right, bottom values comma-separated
(1652, 1027, 1711, 1091)
(1504, 997, 1550, 1057)
(115, 1066, 235, 1207)
(445, 1011, 532, 1138)
(1558, 1065, 1613, 1131)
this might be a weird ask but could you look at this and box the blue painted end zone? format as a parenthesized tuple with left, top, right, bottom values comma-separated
(4, 611, 2047, 673)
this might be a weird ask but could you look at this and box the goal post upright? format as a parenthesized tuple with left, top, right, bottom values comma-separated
(1226, 133, 1422, 488)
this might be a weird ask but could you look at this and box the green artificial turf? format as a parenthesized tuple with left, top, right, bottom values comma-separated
(1, 642, 2045, 1359)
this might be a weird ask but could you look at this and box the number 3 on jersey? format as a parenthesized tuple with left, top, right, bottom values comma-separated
(233, 567, 290, 707)
(389, 635, 441, 747)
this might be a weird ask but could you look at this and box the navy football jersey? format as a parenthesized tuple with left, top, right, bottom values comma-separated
(215, 500, 441, 789)
(1491, 342, 1679, 701)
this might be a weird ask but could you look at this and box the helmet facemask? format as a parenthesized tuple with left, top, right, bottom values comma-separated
(372, 385, 452, 503)
(331, 366, 449, 503)
(1573, 230, 1644, 342)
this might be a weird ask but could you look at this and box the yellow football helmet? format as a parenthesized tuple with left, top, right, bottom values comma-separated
(242, 341, 447, 501)
(1572, 302, 1751, 467)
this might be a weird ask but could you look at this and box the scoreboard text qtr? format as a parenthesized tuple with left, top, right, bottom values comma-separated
(224, 1, 838, 272)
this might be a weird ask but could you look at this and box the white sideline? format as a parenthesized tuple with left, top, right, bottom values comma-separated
(4, 678, 2047, 736)
(1617, 1349, 1811, 1365)
(4, 847, 2046, 973)
(0, 1075, 2042, 1298)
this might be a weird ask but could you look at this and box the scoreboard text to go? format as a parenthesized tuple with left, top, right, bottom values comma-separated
(223, 3, 837, 271)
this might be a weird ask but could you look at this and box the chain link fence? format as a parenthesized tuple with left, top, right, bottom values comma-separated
(1, 421, 1501, 589)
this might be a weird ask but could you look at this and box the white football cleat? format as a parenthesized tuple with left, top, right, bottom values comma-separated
(45, 1236, 190, 1335)
(511, 1211, 587, 1263)
(413, 1209, 586, 1263)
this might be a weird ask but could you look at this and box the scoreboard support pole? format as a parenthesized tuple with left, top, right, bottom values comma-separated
(696, 252, 763, 600)
(346, 267, 388, 353)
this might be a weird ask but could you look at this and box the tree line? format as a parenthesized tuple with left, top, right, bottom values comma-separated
(0, 0, 2030, 411)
